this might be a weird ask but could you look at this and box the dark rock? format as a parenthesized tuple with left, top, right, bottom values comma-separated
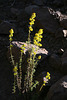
(63, 0, 67, 6)
(56, 48, 64, 55)
(32, 0, 44, 6)
(11, 8, 21, 16)
(49, 54, 62, 70)
(25, 5, 39, 15)
(59, 14, 67, 29)
(32, 7, 60, 35)
(53, 0, 63, 7)
(55, 28, 64, 38)
(0, 21, 16, 34)
(46, 75, 67, 100)
(61, 49, 67, 73)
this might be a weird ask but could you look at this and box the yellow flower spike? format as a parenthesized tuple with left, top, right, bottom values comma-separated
(9, 29, 14, 34)
(38, 55, 41, 59)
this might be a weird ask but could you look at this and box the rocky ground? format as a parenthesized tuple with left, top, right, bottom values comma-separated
(0, 0, 67, 100)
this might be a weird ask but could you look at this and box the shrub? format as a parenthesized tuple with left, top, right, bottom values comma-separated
(9, 13, 50, 97)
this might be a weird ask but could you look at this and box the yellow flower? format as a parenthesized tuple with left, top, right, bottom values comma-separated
(9, 38, 13, 41)
(20, 50, 24, 53)
(38, 43, 42, 47)
(38, 55, 41, 59)
(43, 80, 46, 83)
(47, 72, 50, 75)
(38, 38, 41, 42)
(29, 18, 32, 21)
(39, 35, 43, 38)
(9, 35, 11, 38)
(29, 21, 34, 25)
(34, 40, 38, 46)
(10, 44, 13, 47)
(32, 19, 35, 22)
(33, 52, 36, 55)
(29, 18, 35, 22)
(48, 76, 50, 79)
(31, 13, 36, 18)
(35, 33, 39, 37)
(9, 29, 14, 34)
(14, 72, 17, 76)
(13, 67, 18, 72)
(38, 29, 43, 34)
(46, 72, 50, 79)
(43, 83, 45, 86)
(29, 26, 33, 31)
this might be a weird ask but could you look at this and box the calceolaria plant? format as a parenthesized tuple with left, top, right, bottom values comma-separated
(9, 12, 50, 94)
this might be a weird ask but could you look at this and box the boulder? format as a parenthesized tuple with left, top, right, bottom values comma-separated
(63, 0, 67, 6)
(32, 0, 44, 6)
(46, 75, 67, 100)
(11, 8, 21, 16)
(0, 21, 16, 34)
(49, 54, 62, 70)
(61, 49, 67, 73)
(25, 5, 39, 15)
(59, 14, 67, 29)
(32, 7, 60, 35)
(53, 0, 63, 7)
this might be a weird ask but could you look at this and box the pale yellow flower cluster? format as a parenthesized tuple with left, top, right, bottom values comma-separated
(9, 29, 14, 42)
(38, 55, 41, 59)
(20, 44, 26, 53)
(40, 72, 50, 91)
(43, 72, 50, 86)
(29, 13, 36, 32)
(33, 29, 43, 47)
(13, 66, 18, 76)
